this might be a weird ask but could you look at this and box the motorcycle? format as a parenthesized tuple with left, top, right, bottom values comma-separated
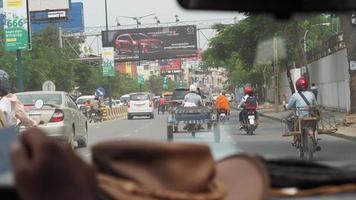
(241, 109, 258, 135)
(88, 108, 101, 123)
(286, 109, 320, 161)
(217, 109, 228, 124)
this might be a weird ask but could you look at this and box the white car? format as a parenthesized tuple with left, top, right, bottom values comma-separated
(127, 92, 154, 119)
(76, 95, 95, 109)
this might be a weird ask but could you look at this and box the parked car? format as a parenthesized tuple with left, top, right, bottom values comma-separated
(114, 33, 163, 55)
(127, 92, 154, 119)
(76, 95, 96, 109)
(16, 91, 88, 149)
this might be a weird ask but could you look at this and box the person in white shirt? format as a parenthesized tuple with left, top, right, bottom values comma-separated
(0, 70, 36, 127)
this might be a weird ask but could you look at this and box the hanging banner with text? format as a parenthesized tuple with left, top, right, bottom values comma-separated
(102, 47, 115, 77)
(3, 0, 31, 51)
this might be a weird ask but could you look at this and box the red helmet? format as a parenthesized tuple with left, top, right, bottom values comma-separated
(244, 87, 254, 95)
(295, 77, 308, 91)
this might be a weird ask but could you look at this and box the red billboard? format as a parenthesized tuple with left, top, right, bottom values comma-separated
(159, 60, 182, 75)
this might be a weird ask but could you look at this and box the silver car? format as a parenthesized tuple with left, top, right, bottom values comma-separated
(16, 91, 88, 148)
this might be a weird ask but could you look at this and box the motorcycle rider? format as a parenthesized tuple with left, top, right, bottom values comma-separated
(0, 70, 36, 128)
(285, 77, 319, 150)
(216, 91, 230, 119)
(184, 84, 203, 107)
(158, 95, 166, 114)
(285, 77, 317, 116)
(238, 86, 258, 129)
(285, 77, 318, 130)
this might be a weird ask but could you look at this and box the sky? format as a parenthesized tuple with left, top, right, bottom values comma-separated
(77, 0, 244, 50)
(79, 0, 242, 27)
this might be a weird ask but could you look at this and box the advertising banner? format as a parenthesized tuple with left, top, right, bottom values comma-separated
(3, 0, 31, 51)
(159, 59, 182, 72)
(102, 25, 197, 62)
(102, 47, 115, 77)
(29, 0, 69, 12)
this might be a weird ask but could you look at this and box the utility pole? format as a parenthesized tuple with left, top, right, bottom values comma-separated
(59, 27, 63, 48)
(16, 50, 24, 92)
(273, 37, 280, 112)
(104, 0, 113, 108)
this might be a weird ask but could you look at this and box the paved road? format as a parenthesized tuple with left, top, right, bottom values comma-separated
(77, 110, 356, 166)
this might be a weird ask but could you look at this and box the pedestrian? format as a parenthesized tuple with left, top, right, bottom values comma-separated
(311, 83, 318, 100)
(0, 70, 37, 128)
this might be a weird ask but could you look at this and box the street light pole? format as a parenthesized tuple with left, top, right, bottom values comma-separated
(302, 23, 331, 86)
(104, 0, 113, 108)
(303, 23, 331, 53)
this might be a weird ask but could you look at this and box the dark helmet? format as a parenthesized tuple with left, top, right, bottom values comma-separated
(295, 77, 308, 91)
(0, 70, 11, 96)
(244, 87, 253, 95)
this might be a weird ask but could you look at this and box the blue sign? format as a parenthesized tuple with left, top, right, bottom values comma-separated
(95, 87, 106, 97)
(30, 2, 85, 33)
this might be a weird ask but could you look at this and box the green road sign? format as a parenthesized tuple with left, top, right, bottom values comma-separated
(138, 75, 145, 85)
(3, 0, 31, 51)
(179, 80, 184, 88)
(102, 47, 115, 77)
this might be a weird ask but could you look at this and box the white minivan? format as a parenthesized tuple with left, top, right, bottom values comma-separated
(127, 92, 154, 119)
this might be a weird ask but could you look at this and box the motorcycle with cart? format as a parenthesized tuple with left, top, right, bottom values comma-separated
(166, 104, 218, 141)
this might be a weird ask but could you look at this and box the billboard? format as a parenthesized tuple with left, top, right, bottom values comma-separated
(30, 2, 84, 33)
(29, 0, 69, 12)
(3, 0, 31, 51)
(102, 47, 115, 77)
(160, 59, 182, 75)
(102, 25, 197, 62)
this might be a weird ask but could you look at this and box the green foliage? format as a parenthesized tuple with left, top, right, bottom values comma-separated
(0, 26, 146, 98)
(203, 14, 338, 92)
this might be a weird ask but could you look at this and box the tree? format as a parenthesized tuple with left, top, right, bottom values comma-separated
(202, 14, 337, 101)
(339, 13, 356, 113)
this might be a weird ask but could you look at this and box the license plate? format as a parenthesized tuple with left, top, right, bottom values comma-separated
(248, 115, 255, 119)
(220, 113, 226, 117)
(91, 113, 96, 116)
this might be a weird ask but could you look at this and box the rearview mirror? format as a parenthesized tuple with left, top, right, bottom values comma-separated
(177, 0, 356, 18)
(34, 99, 44, 109)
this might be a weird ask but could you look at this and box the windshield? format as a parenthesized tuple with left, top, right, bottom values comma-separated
(17, 94, 62, 106)
(2, 0, 356, 195)
(131, 34, 148, 40)
(76, 97, 94, 104)
(130, 94, 149, 101)
(120, 96, 129, 103)
(172, 89, 189, 100)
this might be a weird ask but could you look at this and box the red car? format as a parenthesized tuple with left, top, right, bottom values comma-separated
(114, 33, 163, 54)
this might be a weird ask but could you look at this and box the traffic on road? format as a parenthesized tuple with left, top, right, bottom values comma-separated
(1, 0, 356, 200)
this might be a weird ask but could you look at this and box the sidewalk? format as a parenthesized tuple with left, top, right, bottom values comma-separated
(258, 104, 356, 142)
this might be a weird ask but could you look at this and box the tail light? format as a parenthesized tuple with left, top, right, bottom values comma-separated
(50, 109, 64, 123)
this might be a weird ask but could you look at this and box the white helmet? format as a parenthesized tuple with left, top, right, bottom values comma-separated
(189, 84, 197, 93)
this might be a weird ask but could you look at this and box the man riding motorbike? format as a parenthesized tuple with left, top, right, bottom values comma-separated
(238, 86, 258, 129)
(216, 91, 231, 120)
(285, 77, 317, 117)
(184, 84, 203, 107)
(158, 95, 166, 114)
(183, 85, 203, 130)
(284, 77, 319, 149)
(0, 70, 36, 128)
